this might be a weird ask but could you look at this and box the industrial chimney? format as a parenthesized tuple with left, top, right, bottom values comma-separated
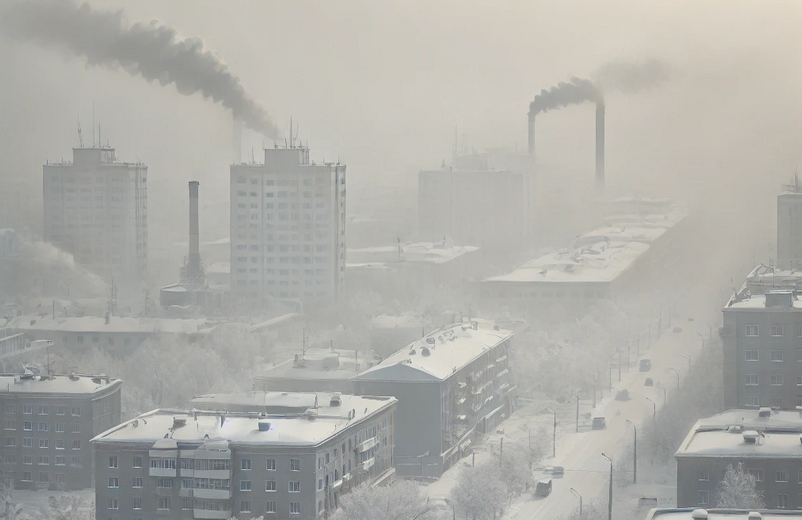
(595, 103, 605, 188)
(528, 112, 536, 156)
(232, 117, 243, 164)
(187, 181, 201, 282)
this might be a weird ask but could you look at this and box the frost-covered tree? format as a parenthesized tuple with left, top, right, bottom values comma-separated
(716, 463, 765, 509)
(452, 460, 508, 520)
(497, 441, 534, 497)
(330, 481, 446, 520)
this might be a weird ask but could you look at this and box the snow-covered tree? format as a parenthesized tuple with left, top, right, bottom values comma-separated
(716, 463, 765, 509)
(498, 441, 534, 497)
(330, 481, 446, 520)
(452, 460, 508, 520)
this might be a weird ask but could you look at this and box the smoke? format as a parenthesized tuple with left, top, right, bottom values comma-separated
(0, 0, 280, 139)
(529, 59, 670, 115)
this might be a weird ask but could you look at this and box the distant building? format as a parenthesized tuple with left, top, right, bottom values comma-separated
(92, 393, 396, 519)
(43, 147, 148, 286)
(352, 322, 515, 478)
(675, 408, 802, 509)
(777, 189, 802, 270)
(645, 509, 802, 520)
(0, 369, 122, 490)
(229, 145, 346, 306)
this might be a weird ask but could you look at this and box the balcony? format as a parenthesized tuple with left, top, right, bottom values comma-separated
(193, 469, 230, 480)
(193, 488, 231, 500)
(148, 467, 176, 478)
(194, 509, 231, 520)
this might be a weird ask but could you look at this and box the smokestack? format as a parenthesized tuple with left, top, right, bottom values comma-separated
(233, 117, 243, 164)
(528, 112, 535, 156)
(595, 103, 605, 188)
(188, 181, 201, 280)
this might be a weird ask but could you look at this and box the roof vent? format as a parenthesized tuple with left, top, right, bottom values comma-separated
(426, 337, 435, 345)
(172, 417, 187, 429)
(421, 346, 431, 357)
(743, 430, 760, 444)
(766, 290, 793, 308)
(747, 513, 762, 520)
(258, 421, 271, 432)
(330, 393, 342, 407)
(409, 348, 416, 355)
(726, 425, 744, 433)
(758, 407, 772, 417)
(691, 510, 709, 520)
(69, 372, 79, 381)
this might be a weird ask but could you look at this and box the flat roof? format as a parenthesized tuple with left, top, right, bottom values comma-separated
(725, 292, 802, 311)
(0, 372, 121, 396)
(255, 348, 379, 383)
(6, 315, 215, 335)
(646, 509, 802, 520)
(348, 242, 479, 266)
(676, 409, 802, 459)
(484, 206, 687, 284)
(353, 323, 513, 382)
(92, 393, 396, 447)
(192, 391, 319, 413)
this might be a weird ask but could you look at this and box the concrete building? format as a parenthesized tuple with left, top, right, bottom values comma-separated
(777, 188, 802, 270)
(675, 408, 802, 509)
(352, 322, 515, 478)
(229, 145, 346, 306)
(91, 393, 396, 519)
(0, 369, 122, 490)
(43, 147, 148, 286)
(645, 509, 802, 520)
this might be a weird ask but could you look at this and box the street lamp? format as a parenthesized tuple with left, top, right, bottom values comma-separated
(657, 382, 667, 405)
(521, 424, 533, 469)
(601, 453, 613, 520)
(680, 353, 691, 372)
(617, 349, 622, 381)
(570, 487, 583, 519)
(669, 367, 680, 388)
(645, 397, 656, 422)
(575, 394, 580, 433)
(443, 498, 456, 520)
(625, 419, 637, 484)
(696, 332, 705, 350)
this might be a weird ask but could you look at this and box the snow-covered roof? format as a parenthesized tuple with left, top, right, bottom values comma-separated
(6, 314, 214, 335)
(92, 394, 396, 447)
(353, 323, 513, 382)
(0, 372, 121, 396)
(646, 509, 802, 520)
(371, 314, 425, 330)
(255, 348, 376, 383)
(192, 391, 319, 414)
(348, 242, 479, 266)
(205, 261, 230, 275)
(484, 206, 687, 285)
(676, 408, 802, 459)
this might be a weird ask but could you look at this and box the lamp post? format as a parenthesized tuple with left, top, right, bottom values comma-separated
(646, 397, 656, 422)
(697, 332, 705, 350)
(444, 498, 456, 520)
(575, 395, 580, 433)
(618, 350, 622, 381)
(608, 358, 613, 391)
(680, 353, 691, 372)
(625, 420, 637, 484)
(669, 367, 680, 388)
(522, 424, 533, 469)
(570, 487, 583, 519)
(601, 453, 613, 520)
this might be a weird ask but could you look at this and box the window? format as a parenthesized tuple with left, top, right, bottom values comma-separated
(745, 396, 759, 406)
(4, 420, 16, 430)
(241, 459, 251, 470)
(22, 405, 31, 415)
(699, 491, 709, 506)
(182, 498, 191, 510)
(133, 498, 142, 510)
(746, 374, 759, 386)
(158, 478, 174, 489)
(240, 501, 251, 513)
(745, 349, 759, 361)
(108, 477, 118, 488)
(266, 459, 276, 471)
(150, 458, 176, 469)
(777, 470, 789, 482)
(109, 456, 118, 468)
(21, 472, 31, 482)
(71, 440, 80, 450)
(266, 501, 277, 514)
(771, 396, 783, 407)
(240, 480, 251, 491)
(56, 406, 66, 416)
(23, 437, 32, 448)
(777, 494, 788, 509)
(38, 421, 48, 431)
(772, 374, 784, 385)
(772, 325, 784, 337)
(746, 325, 759, 337)
(266, 480, 276, 492)
(55, 423, 64, 433)
(133, 456, 142, 468)
(698, 469, 709, 481)
(750, 469, 764, 482)
(289, 481, 300, 492)
(55, 456, 65, 466)
(290, 458, 300, 471)
(38, 456, 49, 465)
(772, 350, 785, 362)
(23, 422, 31, 431)
(39, 439, 48, 448)
(55, 439, 64, 450)
(158, 497, 170, 510)
(4, 438, 14, 447)
(38, 405, 48, 415)
(71, 407, 80, 417)
(4, 404, 15, 414)
(797, 350, 802, 362)
(23, 456, 31, 465)
(132, 477, 143, 488)
(107, 498, 118, 510)
(290, 502, 301, 515)
(71, 424, 79, 433)
(798, 469, 802, 484)
(71, 457, 81, 466)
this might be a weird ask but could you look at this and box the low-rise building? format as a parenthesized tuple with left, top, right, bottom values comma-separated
(91, 392, 396, 520)
(675, 408, 802, 509)
(0, 368, 122, 490)
(645, 509, 802, 520)
(352, 321, 515, 478)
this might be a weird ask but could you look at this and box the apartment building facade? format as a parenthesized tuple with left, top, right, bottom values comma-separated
(229, 146, 346, 306)
(91, 393, 396, 520)
(0, 370, 122, 490)
(676, 408, 802, 509)
(777, 191, 802, 270)
(43, 147, 148, 285)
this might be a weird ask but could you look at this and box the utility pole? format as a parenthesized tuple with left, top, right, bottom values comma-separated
(626, 420, 637, 484)
(499, 437, 503, 467)
(618, 350, 622, 382)
(549, 409, 557, 459)
(575, 395, 580, 433)
(602, 453, 613, 520)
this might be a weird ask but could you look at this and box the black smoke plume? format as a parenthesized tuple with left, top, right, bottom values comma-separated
(529, 77, 602, 115)
(0, 0, 280, 139)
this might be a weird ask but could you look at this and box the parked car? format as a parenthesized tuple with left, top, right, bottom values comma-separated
(639, 359, 652, 372)
(615, 389, 630, 401)
(535, 479, 553, 497)
(644, 377, 654, 386)
(592, 417, 607, 430)
(550, 466, 564, 477)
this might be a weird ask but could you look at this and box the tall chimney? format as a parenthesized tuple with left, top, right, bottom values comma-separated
(232, 117, 243, 164)
(595, 103, 605, 188)
(187, 181, 201, 280)
(528, 112, 536, 155)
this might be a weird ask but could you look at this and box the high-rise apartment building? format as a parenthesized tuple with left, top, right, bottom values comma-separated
(230, 146, 346, 305)
(777, 190, 802, 270)
(43, 147, 148, 285)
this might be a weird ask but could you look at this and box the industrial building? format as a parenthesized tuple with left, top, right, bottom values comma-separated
(91, 393, 396, 519)
(229, 145, 346, 306)
(675, 408, 802, 509)
(351, 321, 515, 478)
(0, 368, 122, 490)
(43, 146, 148, 286)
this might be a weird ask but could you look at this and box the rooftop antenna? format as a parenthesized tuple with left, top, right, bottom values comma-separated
(289, 117, 293, 147)
(98, 124, 101, 149)
(77, 122, 84, 147)
(92, 101, 95, 147)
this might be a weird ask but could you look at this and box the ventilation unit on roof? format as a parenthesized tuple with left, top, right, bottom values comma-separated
(258, 421, 271, 432)
(421, 346, 431, 357)
(426, 337, 435, 345)
(409, 348, 416, 355)
(690, 510, 708, 520)
(330, 393, 342, 407)
(743, 431, 760, 444)
(758, 407, 772, 417)
(172, 417, 187, 429)
(747, 513, 762, 520)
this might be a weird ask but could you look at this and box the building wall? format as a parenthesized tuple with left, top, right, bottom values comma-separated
(229, 147, 346, 306)
(777, 194, 802, 270)
(253, 377, 356, 395)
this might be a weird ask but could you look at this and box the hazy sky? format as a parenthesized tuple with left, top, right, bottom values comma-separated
(1, 0, 800, 244)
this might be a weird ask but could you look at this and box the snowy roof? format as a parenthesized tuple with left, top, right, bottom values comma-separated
(255, 348, 378, 383)
(353, 323, 513, 382)
(205, 262, 230, 275)
(371, 314, 425, 330)
(92, 394, 396, 447)
(725, 292, 802, 311)
(347, 242, 479, 266)
(676, 408, 802, 459)
(6, 315, 214, 335)
(0, 372, 121, 397)
(646, 509, 802, 520)
(484, 207, 687, 284)
(192, 391, 319, 414)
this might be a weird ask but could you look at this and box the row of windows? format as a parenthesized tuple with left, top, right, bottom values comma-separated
(744, 374, 802, 385)
(745, 324, 802, 337)
(111, 497, 301, 515)
(4, 438, 81, 449)
(7, 455, 78, 465)
(19, 471, 65, 483)
(699, 490, 799, 509)
(61, 335, 133, 346)
(3, 421, 81, 432)
(4, 405, 80, 416)
(744, 349, 802, 362)
(743, 396, 790, 407)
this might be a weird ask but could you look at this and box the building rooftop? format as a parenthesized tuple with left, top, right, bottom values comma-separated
(646, 509, 802, 520)
(255, 347, 382, 383)
(725, 265, 802, 309)
(347, 242, 479, 267)
(484, 206, 687, 284)
(371, 314, 425, 330)
(353, 322, 513, 382)
(0, 369, 121, 397)
(6, 314, 216, 336)
(676, 408, 802, 459)
(192, 391, 320, 414)
(92, 393, 396, 447)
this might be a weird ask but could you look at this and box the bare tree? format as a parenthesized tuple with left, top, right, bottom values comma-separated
(330, 481, 446, 520)
(716, 463, 765, 509)
(452, 460, 508, 520)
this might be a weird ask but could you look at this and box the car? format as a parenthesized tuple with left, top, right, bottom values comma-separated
(592, 417, 607, 430)
(550, 466, 564, 477)
(644, 377, 654, 386)
(535, 479, 553, 497)
(615, 389, 630, 401)
(639, 359, 652, 372)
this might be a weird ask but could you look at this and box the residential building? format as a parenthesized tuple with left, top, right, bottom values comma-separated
(675, 408, 802, 509)
(91, 393, 396, 519)
(777, 190, 802, 270)
(351, 321, 515, 478)
(43, 147, 148, 285)
(229, 145, 346, 306)
(645, 509, 802, 520)
(0, 369, 122, 490)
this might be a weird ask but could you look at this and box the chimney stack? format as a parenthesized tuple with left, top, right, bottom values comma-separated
(595, 103, 605, 189)
(232, 117, 243, 164)
(528, 112, 536, 156)
(187, 181, 201, 280)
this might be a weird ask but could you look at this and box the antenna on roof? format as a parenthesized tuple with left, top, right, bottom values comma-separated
(92, 100, 95, 147)
(77, 122, 83, 147)
(289, 117, 293, 147)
